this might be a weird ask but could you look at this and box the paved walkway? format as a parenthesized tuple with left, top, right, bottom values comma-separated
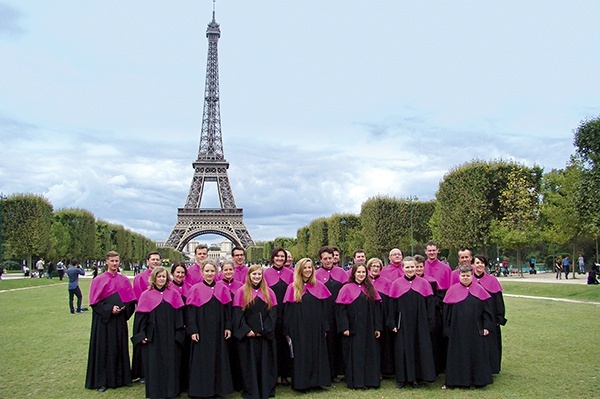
(495, 270, 590, 285)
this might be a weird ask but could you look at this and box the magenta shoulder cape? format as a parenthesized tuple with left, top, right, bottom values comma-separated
(89, 271, 136, 305)
(172, 280, 191, 299)
(221, 278, 243, 294)
(185, 264, 203, 286)
(283, 281, 331, 303)
(233, 265, 249, 283)
(264, 266, 294, 286)
(443, 282, 491, 304)
(133, 269, 152, 300)
(474, 272, 503, 293)
(335, 282, 382, 304)
(232, 286, 278, 308)
(370, 275, 391, 296)
(389, 275, 434, 298)
(136, 286, 185, 312)
(187, 281, 232, 307)
(424, 259, 452, 290)
(315, 267, 348, 284)
(379, 263, 404, 281)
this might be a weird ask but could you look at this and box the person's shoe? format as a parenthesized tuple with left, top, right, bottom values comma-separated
(76, 310, 84, 314)
(396, 383, 405, 390)
(332, 377, 342, 383)
(97, 386, 107, 392)
(412, 382, 420, 389)
(139, 378, 145, 384)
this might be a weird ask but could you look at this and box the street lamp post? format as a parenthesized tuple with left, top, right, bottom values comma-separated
(340, 219, 346, 268)
(409, 196, 418, 256)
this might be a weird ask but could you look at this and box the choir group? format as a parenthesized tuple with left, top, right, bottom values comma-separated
(84, 241, 507, 399)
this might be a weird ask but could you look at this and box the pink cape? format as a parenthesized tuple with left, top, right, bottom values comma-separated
(221, 278, 243, 295)
(264, 266, 294, 286)
(379, 263, 404, 281)
(232, 286, 278, 308)
(335, 282, 381, 304)
(315, 266, 348, 284)
(388, 275, 434, 298)
(370, 275, 391, 296)
(133, 269, 152, 300)
(136, 286, 185, 312)
(443, 281, 491, 304)
(172, 280, 191, 299)
(89, 271, 136, 305)
(185, 264, 203, 285)
(474, 272, 503, 293)
(424, 259, 452, 290)
(187, 281, 232, 307)
(283, 281, 331, 303)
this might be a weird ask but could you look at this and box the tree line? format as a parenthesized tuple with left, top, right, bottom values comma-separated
(250, 117, 600, 273)
(0, 197, 184, 270)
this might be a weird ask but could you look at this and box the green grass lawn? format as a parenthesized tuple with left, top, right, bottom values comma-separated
(0, 279, 599, 398)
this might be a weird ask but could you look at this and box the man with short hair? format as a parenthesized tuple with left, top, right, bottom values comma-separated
(423, 242, 451, 291)
(85, 251, 136, 393)
(284, 250, 294, 270)
(133, 252, 161, 299)
(186, 244, 209, 285)
(66, 259, 85, 314)
(231, 246, 248, 282)
(450, 248, 473, 285)
(35, 258, 44, 278)
(56, 260, 66, 281)
(332, 247, 342, 268)
(380, 248, 404, 281)
(353, 249, 367, 265)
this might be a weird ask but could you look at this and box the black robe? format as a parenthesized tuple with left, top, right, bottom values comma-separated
(335, 293, 382, 389)
(85, 292, 135, 390)
(323, 277, 344, 379)
(233, 298, 278, 399)
(428, 279, 446, 375)
(388, 289, 437, 384)
(443, 295, 494, 388)
(187, 296, 234, 398)
(283, 291, 331, 390)
(269, 277, 292, 380)
(131, 300, 185, 399)
(376, 291, 395, 376)
(487, 290, 507, 374)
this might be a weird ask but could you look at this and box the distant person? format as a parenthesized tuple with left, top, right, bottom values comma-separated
(284, 250, 294, 270)
(450, 248, 473, 284)
(35, 258, 45, 279)
(56, 260, 66, 280)
(66, 259, 85, 314)
(554, 257, 563, 279)
(587, 268, 599, 285)
(186, 244, 209, 285)
(380, 248, 404, 281)
(46, 261, 55, 279)
(0, 264, 4, 280)
(85, 251, 136, 393)
(92, 262, 99, 278)
(231, 246, 249, 282)
(578, 253, 585, 274)
(562, 256, 571, 279)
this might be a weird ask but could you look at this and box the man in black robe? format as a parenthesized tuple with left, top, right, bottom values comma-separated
(85, 251, 136, 392)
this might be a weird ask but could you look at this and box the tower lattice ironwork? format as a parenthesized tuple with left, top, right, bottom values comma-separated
(166, 8, 255, 250)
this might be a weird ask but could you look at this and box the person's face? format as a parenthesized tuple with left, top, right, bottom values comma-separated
(333, 251, 340, 264)
(195, 248, 208, 264)
(222, 264, 234, 280)
(202, 265, 217, 283)
(415, 262, 424, 276)
(355, 266, 367, 284)
(354, 252, 366, 264)
(173, 266, 186, 283)
(284, 252, 293, 266)
(369, 262, 382, 277)
(458, 250, 473, 266)
(301, 261, 313, 280)
(273, 251, 286, 267)
(459, 271, 473, 286)
(403, 261, 416, 278)
(320, 252, 333, 269)
(148, 254, 161, 270)
(473, 257, 486, 274)
(426, 245, 439, 260)
(389, 250, 403, 264)
(250, 269, 263, 285)
(155, 271, 168, 289)
(232, 249, 246, 266)
(106, 256, 120, 273)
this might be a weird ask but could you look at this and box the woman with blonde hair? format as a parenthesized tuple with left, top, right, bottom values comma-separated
(132, 266, 185, 399)
(283, 258, 331, 392)
(232, 264, 278, 399)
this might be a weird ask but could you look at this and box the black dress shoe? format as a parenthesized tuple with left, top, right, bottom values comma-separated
(97, 386, 107, 392)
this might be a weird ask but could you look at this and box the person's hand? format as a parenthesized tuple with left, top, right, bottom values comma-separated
(392, 327, 398, 333)
(343, 330, 350, 336)
(483, 329, 489, 336)
(112, 306, 121, 314)
(247, 330, 255, 337)
(224, 329, 231, 339)
(191, 333, 200, 342)
(374, 330, 381, 339)
(141, 338, 148, 344)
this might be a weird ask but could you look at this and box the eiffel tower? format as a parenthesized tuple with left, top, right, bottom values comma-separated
(166, 6, 255, 250)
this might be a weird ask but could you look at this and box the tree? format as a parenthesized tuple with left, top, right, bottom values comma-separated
(1, 194, 53, 268)
(54, 208, 96, 262)
(327, 213, 360, 264)
(360, 196, 406, 260)
(307, 218, 328, 258)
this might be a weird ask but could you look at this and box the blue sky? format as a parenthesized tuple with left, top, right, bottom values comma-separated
(1, 1, 599, 245)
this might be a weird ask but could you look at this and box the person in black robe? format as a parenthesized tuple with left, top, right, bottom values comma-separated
(335, 263, 382, 389)
(85, 251, 136, 392)
(367, 257, 395, 377)
(472, 254, 507, 374)
(187, 259, 234, 398)
(283, 258, 332, 392)
(442, 265, 494, 390)
(387, 257, 437, 389)
(131, 266, 185, 399)
(170, 262, 191, 393)
(220, 260, 244, 391)
(314, 246, 346, 382)
(232, 264, 278, 399)
(263, 246, 294, 386)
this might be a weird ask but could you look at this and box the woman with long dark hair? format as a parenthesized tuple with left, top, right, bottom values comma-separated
(335, 263, 382, 389)
(283, 258, 331, 392)
(232, 264, 278, 399)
